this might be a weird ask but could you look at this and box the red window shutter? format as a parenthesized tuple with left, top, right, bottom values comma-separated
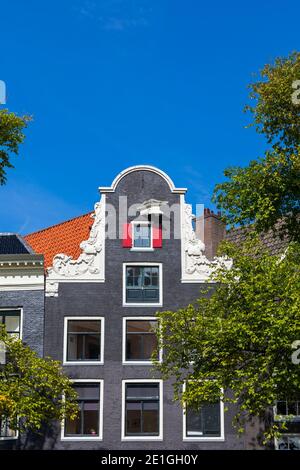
(152, 225, 162, 248)
(122, 223, 132, 248)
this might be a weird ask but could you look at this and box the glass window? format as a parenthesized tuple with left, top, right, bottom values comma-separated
(125, 320, 158, 362)
(0, 310, 21, 364)
(186, 403, 221, 437)
(0, 310, 20, 338)
(125, 383, 160, 436)
(133, 223, 151, 248)
(66, 320, 102, 362)
(125, 266, 159, 303)
(0, 418, 16, 438)
(277, 434, 300, 450)
(64, 383, 100, 437)
(276, 399, 300, 418)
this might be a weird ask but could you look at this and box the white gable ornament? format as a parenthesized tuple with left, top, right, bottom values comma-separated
(45, 196, 105, 296)
(181, 202, 231, 282)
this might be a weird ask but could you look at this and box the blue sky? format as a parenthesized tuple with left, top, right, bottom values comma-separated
(0, 0, 299, 234)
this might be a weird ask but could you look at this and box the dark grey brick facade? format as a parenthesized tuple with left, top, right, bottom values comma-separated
(1, 169, 263, 450)
(0, 290, 44, 357)
(41, 169, 258, 449)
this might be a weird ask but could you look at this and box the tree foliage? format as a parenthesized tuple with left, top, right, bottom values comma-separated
(0, 327, 78, 435)
(213, 52, 300, 242)
(0, 108, 31, 185)
(154, 238, 300, 440)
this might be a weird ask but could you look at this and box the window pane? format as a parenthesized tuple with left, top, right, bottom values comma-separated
(68, 334, 83, 360)
(126, 267, 160, 303)
(127, 320, 157, 333)
(133, 224, 151, 248)
(186, 403, 221, 437)
(74, 384, 99, 400)
(126, 384, 159, 400)
(84, 334, 101, 360)
(4, 315, 20, 333)
(144, 269, 151, 286)
(287, 402, 298, 416)
(68, 320, 101, 333)
(186, 408, 203, 436)
(65, 384, 100, 437)
(278, 435, 300, 450)
(0, 419, 16, 438)
(142, 334, 158, 360)
(126, 406, 142, 434)
(126, 334, 142, 360)
(83, 402, 99, 435)
(143, 406, 159, 434)
(67, 321, 101, 361)
(203, 403, 221, 436)
(277, 401, 288, 415)
(65, 415, 81, 435)
(126, 289, 144, 301)
(144, 289, 159, 301)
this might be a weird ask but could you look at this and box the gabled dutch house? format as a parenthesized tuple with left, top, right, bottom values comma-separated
(3, 165, 297, 450)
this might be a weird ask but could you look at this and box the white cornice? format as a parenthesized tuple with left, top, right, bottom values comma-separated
(98, 165, 187, 194)
(0, 283, 44, 292)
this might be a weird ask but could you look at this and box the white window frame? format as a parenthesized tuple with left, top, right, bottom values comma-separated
(61, 379, 104, 441)
(122, 316, 162, 365)
(122, 263, 163, 307)
(182, 382, 225, 442)
(121, 379, 163, 441)
(0, 307, 23, 340)
(130, 221, 154, 252)
(0, 419, 19, 441)
(63, 317, 104, 365)
(275, 433, 300, 450)
(0, 308, 23, 440)
(273, 400, 300, 422)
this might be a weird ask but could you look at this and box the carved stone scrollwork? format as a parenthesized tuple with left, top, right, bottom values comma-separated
(45, 280, 59, 297)
(46, 197, 105, 296)
(182, 203, 231, 282)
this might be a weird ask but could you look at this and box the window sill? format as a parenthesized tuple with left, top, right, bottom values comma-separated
(123, 303, 162, 307)
(0, 436, 18, 441)
(130, 248, 154, 252)
(61, 436, 102, 441)
(63, 361, 104, 366)
(274, 415, 300, 422)
(183, 437, 225, 442)
(122, 436, 163, 441)
(122, 361, 161, 365)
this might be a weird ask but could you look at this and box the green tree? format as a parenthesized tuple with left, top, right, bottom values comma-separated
(154, 51, 300, 446)
(0, 327, 78, 436)
(213, 52, 300, 242)
(154, 238, 300, 440)
(0, 108, 31, 185)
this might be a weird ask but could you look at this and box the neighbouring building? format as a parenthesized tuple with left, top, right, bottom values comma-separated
(0, 165, 298, 450)
(0, 233, 44, 447)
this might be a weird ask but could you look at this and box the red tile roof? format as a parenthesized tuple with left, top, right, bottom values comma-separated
(24, 212, 93, 269)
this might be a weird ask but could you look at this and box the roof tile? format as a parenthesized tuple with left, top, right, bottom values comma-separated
(24, 212, 93, 268)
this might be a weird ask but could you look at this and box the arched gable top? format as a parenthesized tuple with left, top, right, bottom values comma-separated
(98, 165, 187, 194)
